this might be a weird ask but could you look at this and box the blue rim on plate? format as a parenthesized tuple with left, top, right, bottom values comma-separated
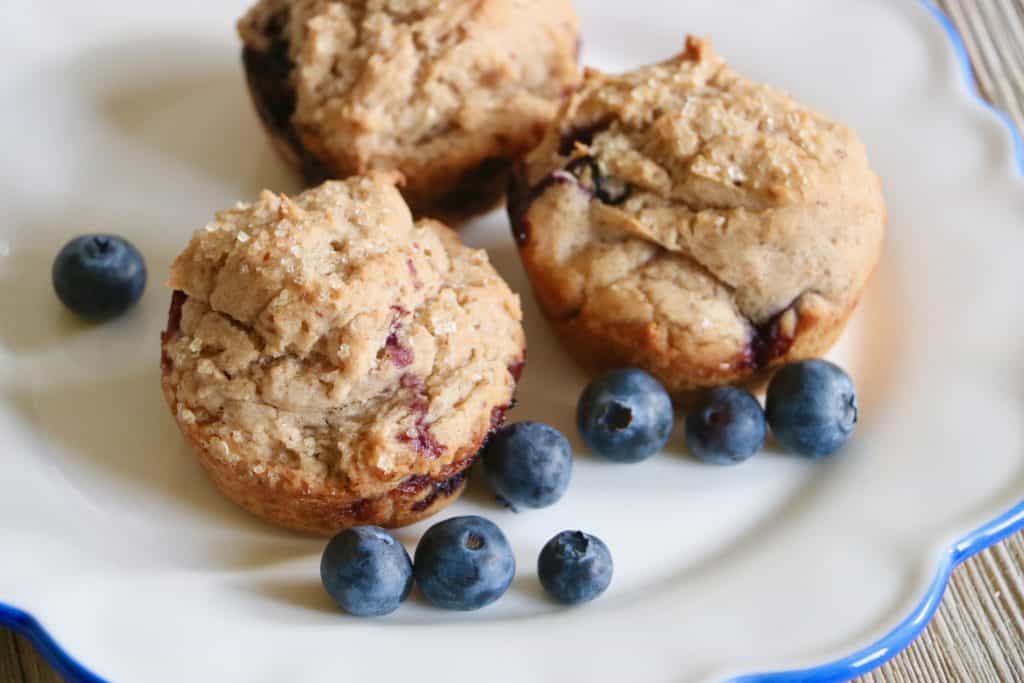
(1, 2, 1021, 681)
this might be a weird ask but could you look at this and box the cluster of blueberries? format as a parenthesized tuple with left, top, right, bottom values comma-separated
(324, 363, 857, 617)
(574, 363, 858, 469)
(321, 519, 613, 615)
(489, 361, 858, 517)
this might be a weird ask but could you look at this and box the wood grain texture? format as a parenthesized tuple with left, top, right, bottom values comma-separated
(2, 0, 1023, 681)
(858, 0, 1024, 675)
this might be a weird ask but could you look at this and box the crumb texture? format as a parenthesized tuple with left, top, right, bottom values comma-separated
(239, 0, 580, 206)
(163, 174, 524, 502)
(514, 37, 886, 391)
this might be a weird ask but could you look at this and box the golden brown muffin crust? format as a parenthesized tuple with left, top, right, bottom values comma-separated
(239, 0, 580, 215)
(510, 37, 886, 394)
(162, 174, 525, 533)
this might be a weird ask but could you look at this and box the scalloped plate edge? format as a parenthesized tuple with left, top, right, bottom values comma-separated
(1, 3, 1022, 682)
(729, 2, 1024, 680)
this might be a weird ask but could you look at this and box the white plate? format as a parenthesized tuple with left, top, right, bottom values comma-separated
(1, 1, 1022, 681)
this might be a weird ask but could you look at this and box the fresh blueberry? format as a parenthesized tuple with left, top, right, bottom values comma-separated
(537, 530, 613, 605)
(52, 234, 147, 321)
(482, 422, 572, 511)
(765, 359, 858, 458)
(414, 516, 515, 611)
(320, 526, 413, 617)
(685, 387, 766, 465)
(576, 369, 673, 463)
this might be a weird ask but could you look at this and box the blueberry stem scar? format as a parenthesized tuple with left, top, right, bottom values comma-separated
(602, 402, 633, 432)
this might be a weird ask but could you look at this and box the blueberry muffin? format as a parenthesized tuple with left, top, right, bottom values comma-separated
(238, 0, 580, 219)
(161, 174, 525, 534)
(509, 37, 886, 396)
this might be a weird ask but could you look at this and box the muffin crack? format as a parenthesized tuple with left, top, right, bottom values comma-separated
(164, 176, 525, 509)
(511, 36, 885, 392)
(239, 0, 580, 212)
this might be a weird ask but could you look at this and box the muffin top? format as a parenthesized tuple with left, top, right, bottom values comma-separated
(512, 37, 885, 383)
(238, 0, 579, 196)
(162, 174, 524, 500)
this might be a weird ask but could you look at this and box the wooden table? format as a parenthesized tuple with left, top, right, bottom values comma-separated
(3, 1, 1023, 681)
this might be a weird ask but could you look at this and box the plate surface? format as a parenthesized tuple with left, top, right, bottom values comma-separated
(1, 1, 1022, 682)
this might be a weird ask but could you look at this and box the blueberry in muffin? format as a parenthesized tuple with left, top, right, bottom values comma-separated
(238, 0, 581, 219)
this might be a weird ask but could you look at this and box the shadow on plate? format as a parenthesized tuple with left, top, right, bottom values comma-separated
(17, 367, 253, 522)
(15, 368, 320, 570)
(0, 247, 93, 354)
(510, 571, 551, 603)
(250, 576, 340, 617)
(249, 572, 441, 622)
(73, 36, 300, 199)
(455, 464, 506, 511)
